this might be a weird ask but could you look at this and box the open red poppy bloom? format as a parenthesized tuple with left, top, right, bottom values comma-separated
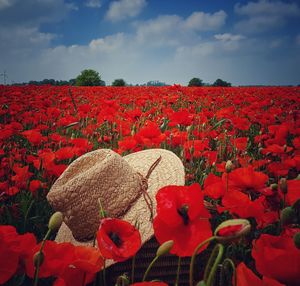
(236, 262, 285, 286)
(252, 234, 300, 286)
(153, 184, 212, 257)
(56, 246, 103, 286)
(226, 166, 269, 194)
(26, 241, 75, 278)
(0, 226, 36, 284)
(97, 218, 141, 262)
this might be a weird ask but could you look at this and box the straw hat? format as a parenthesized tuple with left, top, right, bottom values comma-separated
(47, 148, 185, 265)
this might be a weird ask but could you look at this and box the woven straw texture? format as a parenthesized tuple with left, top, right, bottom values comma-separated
(47, 148, 185, 267)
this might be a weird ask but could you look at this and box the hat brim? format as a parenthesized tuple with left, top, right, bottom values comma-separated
(54, 149, 185, 267)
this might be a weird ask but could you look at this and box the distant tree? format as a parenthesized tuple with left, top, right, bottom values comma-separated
(75, 69, 104, 86)
(213, 78, 231, 87)
(188, 78, 204, 87)
(146, 80, 167, 86)
(112, 78, 126, 86)
(69, 78, 76, 86)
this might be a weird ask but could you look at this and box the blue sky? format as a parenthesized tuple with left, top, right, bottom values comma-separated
(0, 0, 299, 85)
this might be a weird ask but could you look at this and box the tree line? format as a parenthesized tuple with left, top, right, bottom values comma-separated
(17, 69, 232, 87)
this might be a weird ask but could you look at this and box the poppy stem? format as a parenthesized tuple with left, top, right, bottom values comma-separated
(220, 258, 236, 286)
(175, 256, 181, 286)
(33, 229, 52, 286)
(102, 259, 107, 286)
(131, 255, 136, 284)
(23, 198, 34, 232)
(204, 244, 224, 286)
(142, 255, 159, 281)
(189, 236, 216, 286)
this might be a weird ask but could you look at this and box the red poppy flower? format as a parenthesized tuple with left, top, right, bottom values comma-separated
(11, 165, 33, 188)
(21, 129, 44, 146)
(26, 241, 75, 278)
(226, 166, 269, 194)
(169, 109, 193, 126)
(56, 246, 103, 286)
(29, 179, 42, 193)
(252, 234, 300, 286)
(203, 173, 226, 199)
(0, 226, 36, 284)
(153, 184, 212, 257)
(97, 218, 141, 262)
(236, 262, 285, 286)
(286, 179, 300, 205)
(218, 191, 266, 225)
(55, 146, 79, 161)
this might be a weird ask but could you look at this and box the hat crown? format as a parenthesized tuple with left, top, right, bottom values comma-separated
(47, 149, 143, 240)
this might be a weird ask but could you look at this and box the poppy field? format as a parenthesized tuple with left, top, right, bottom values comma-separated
(0, 84, 300, 286)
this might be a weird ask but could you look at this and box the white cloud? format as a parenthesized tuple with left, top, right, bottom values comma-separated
(214, 33, 245, 51)
(214, 33, 245, 42)
(1, 3, 299, 86)
(85, 0, 101, 8)
(106, 0, 147, 22)
(135, 15, 183, 46)
(234, 0, 300, 33)
(184, 10, 227, 31)
(135, 10, 227, 46)
(89, 33, 125, 52)
(66, 2, 78, 11)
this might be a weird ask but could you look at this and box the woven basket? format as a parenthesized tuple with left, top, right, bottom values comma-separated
(106, 237, 205, 285)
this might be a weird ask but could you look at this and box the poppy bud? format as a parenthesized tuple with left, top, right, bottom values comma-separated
(270, 183, 278, 191)
(280, 207, 296, 226)
(156, 240, 174, 257)
(279, 178, 288, 194)
(116, 274, 129, 286)
(284, 145, 287, 152)
(33, 251, 44, 268)
(293, 232, 300, 249)
(296, 174, 300, 180)
(196, 281, 207, 286)
(214, 219, 251, 242)
(225, 160, 233, 173)
(48, 211, 63, 232)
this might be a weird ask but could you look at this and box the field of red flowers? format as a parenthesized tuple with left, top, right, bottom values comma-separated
(0, 85, 300, 286)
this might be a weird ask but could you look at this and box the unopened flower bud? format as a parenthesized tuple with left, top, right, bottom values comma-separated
(293, 232, 300, 249)
(280, 207, 296, 226)
(48, 211, 63, 232)
(225, 160, 233, 173)
(296, 174, 300, 180)
(214, 219, 251, 242)
(270, 183, 278, 191)
(116, 274, 129, 286)
(186, 125, 192, 133)
(196, 281, 207, 286)
(33, 251, 44, 268)
(279, 178, 288, 194)
(156, 240, 174, 257)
